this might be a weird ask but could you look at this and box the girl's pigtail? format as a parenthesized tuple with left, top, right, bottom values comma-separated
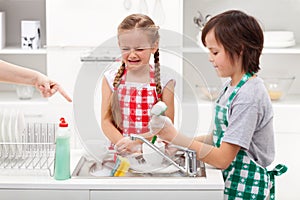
(154, 49, 162, 101)
(110, 62, 126, 129)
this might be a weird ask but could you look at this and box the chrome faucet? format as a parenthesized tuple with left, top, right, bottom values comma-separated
(130, 134, 198, 177)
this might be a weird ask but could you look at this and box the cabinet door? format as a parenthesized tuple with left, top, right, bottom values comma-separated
(90, 190, 223, 200)
(0, 189, 89, 200)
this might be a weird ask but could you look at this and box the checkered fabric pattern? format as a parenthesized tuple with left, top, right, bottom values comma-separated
(223, 151, 269, 200)
(117, 68, 158, 135)
(268, 164, 288, 200)
(213, 73, 275, 199)
(213, 104, 228, 147)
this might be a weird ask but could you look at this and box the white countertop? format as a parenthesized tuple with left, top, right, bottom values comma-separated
(0, 150, 224, 191)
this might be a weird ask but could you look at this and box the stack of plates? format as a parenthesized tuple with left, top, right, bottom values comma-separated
(264, 31, 296, 48)
(0, 109, 26, 154)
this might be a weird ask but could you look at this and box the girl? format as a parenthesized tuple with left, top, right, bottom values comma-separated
(150, 10, 286, 199)
(101, 14, 175, 155)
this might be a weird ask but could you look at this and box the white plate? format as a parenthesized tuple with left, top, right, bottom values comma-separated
(1, 109, 9, 152)
(7, 109, 17, 154)
(264, 31, 295, 42)
(129, 162, 179, 174)
(1, 109, 9, 142)
(0, 108, 3, 142)
(17, 110, 26, 141)
(10, 109, 21, 154)
(8, 110, 14, 142)
(264, 39, 296, 48)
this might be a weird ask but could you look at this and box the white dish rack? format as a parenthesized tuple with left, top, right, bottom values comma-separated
(0, 122, 57, 176)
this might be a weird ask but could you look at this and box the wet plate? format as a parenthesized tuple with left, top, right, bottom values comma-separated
(129, 163, 179, 174)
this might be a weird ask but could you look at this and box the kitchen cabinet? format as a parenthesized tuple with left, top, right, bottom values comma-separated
(0, 189, 89, 200)
(181, 0, 300, 126)
(0, 0, 47, 103)
(182, 0, 300, 103)
(90, 190, 223, 200)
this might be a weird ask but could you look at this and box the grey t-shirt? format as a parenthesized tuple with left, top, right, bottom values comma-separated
(218, 77, 275, 167)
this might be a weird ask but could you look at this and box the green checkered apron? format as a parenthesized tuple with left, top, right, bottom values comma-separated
(213, 73, 287, 200)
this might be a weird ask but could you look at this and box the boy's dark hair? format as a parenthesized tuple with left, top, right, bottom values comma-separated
(201, 10, 264, 74)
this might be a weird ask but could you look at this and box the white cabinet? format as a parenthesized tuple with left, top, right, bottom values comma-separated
(0, 189, 89, 200)
(90, 190, 223, 200)
(0, 0, 47, 103)
(0, 189, 223, 200)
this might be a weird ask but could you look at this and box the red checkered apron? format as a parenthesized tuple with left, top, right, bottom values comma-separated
(117, 66, 159, 136)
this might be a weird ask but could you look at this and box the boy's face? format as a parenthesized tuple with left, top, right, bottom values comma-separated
(118, 29, 158, 71)
(205, 29, 242, 80)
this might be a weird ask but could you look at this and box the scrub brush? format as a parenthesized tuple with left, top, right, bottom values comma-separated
(150, 101, 168, 144)
(110, 156, 130, 177)
(151, 101, 168, 116)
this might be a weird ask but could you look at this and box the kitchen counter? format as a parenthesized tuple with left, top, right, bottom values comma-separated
(0, 150, 224, 200)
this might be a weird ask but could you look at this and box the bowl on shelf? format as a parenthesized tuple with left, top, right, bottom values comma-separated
(262, 76, 295, 100)
(197, 85, 221, 101)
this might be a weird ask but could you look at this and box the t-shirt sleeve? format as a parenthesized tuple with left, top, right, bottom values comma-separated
(103, 69, 116, 91)
(160, 68, 176, 89)
(222, 93, 258, 149)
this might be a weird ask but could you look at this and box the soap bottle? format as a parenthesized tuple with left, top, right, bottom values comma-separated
(54, 117, 71, 180)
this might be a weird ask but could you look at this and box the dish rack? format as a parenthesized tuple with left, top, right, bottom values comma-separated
(0, 122, 57, 176)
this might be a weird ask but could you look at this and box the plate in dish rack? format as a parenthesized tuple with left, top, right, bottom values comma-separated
(16, 110, 25, 143)
(1, 109, 9, 152)
(0, 108, 3, 143)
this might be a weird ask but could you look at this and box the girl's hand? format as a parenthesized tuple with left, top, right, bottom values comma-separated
(115, 137, 142, 155)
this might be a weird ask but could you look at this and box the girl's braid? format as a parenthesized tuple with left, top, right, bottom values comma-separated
(154, 49, 162, 101)
(110, 62, 126, 128)
(113, 62, 126, 89)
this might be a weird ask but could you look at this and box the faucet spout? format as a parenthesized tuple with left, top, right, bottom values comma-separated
(130, 134, 197, 177)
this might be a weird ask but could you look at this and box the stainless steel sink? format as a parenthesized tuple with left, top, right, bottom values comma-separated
(72, 151, 206, 178)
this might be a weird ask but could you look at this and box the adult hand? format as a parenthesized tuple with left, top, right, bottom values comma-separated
(35, 73, 72, 102)
(115, 137, 142, 155)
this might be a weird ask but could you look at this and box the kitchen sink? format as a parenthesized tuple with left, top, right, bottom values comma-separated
(72, 151, 206, 178)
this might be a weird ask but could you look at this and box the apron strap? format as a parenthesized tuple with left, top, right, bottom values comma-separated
(268, 164, 288, 200)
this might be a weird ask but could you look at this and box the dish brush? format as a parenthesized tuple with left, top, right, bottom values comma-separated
(150, 101, 168, 143)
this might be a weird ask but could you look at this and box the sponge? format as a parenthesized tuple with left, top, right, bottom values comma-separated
(151, 101, 168, 116)
(110, 156, 130, 177)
